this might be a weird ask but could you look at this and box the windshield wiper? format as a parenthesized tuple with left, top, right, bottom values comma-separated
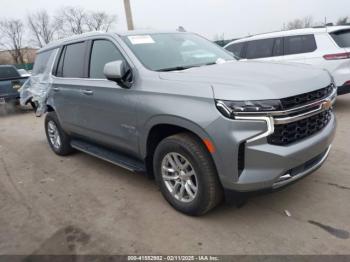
(157, 66, 196, 72)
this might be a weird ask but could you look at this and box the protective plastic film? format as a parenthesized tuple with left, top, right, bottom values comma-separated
(20, 48, 59, 116)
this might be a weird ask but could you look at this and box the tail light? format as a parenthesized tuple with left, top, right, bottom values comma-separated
(323, 52, 350, 60)
(344, 81, 350, 86)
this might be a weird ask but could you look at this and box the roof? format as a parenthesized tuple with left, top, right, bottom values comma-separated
(38, 30, 183, 53)
(229, 26, 350, 44)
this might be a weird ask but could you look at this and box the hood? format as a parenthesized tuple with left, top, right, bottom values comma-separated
(159, 61, 332, 100)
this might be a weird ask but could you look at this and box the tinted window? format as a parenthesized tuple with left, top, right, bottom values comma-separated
(0, 66, 20, 80)
(61, 42, 86, 78)
(273, 38, 284, 57)
(246, 39, 275, 59)
(330, 30, 350, 48)
(284, 35, 317, 55)
(32, 50, 53, 75)
(89, 40, 125, 79)
(226, 42, 244, 58)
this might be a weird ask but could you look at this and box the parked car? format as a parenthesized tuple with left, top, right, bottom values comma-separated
(23, 31, 336, 215)
(224, 26, 350, 95)
(0, 65, 29, 105)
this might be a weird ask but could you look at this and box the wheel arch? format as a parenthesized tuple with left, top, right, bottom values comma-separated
(141, 116, 218, 178)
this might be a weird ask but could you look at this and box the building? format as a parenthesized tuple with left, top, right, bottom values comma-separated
(0, 47, 37, 65)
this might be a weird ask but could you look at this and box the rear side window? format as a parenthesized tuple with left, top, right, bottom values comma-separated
(59, 42, 86, 78)
(284, 35, 317, 55)
(246, 38, 275, 59)
(32, 50, 54, 75)
(0, 66, 20, 80)
(330, 30, 350, 48)
(89, 40, 125, 79)
(226, 42, 244, 58)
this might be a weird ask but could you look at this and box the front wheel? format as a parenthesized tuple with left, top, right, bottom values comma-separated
(153, 133, 223, 216)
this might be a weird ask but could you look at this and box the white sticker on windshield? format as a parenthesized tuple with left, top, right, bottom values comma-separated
(128, 35, 155, 45)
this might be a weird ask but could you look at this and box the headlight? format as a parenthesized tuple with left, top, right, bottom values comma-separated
(216, 99, 282, 118)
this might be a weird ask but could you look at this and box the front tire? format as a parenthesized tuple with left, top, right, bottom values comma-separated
(153, 133, 223, 216)
(45, 111, 74, 156)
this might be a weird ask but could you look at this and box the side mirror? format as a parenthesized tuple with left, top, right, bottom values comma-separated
(103, 60, 127, 82)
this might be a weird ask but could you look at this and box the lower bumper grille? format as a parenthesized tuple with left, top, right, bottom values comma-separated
(268, 110, 332, 146)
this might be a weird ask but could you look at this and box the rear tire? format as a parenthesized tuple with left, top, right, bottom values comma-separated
(45, 111, 74, 156)
(153, 133, 223, 216)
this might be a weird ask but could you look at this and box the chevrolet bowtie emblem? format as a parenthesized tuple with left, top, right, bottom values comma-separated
(321, 99, 332, 110)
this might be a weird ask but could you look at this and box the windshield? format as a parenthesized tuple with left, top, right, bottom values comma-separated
(122, 33, 235, 71)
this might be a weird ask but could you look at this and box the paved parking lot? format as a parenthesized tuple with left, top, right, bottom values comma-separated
(0, 95, 349, 255)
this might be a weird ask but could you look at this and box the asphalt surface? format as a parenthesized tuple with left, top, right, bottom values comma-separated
(0, 96, 349, 255)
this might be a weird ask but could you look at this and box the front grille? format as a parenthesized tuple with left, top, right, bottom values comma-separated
(268, 110, 332, 146)
(281, 85, 333, 110)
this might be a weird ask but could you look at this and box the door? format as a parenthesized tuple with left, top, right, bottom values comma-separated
(76, 39, 139, 156)
(52, 42, 89, 134)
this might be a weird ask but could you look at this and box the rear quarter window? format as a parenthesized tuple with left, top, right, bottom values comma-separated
(284, 34, 317, 55)
(0, 66, 20, 80)
(330, 29, 350, 48)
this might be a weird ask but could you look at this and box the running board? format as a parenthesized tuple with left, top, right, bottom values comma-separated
(70, 139, 146, 173)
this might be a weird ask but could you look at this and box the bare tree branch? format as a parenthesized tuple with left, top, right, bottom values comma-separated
(27, 10, 59, 48)
(55, 6, 88, 36)
(0, 19, 25, 63)
(86, 11, 116, 32)
(337, 16, 349, 26)
(285, 16, 315, 30)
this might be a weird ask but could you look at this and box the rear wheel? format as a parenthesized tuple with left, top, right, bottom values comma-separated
(153, 133, 223, 216)
(45, 111, 74, 156)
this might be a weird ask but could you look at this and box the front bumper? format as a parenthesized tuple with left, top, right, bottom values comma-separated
(207, 109, 336, 193)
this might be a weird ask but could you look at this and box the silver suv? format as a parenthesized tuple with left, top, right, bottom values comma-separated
(24, 31, 336, 215)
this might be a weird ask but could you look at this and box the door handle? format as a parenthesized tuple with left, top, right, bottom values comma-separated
(81, 89, 94, 95)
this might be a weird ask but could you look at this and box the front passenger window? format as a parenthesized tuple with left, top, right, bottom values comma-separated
(89, 40, 126, 79)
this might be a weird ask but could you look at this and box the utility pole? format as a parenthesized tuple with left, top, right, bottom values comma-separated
(123, 0, 134, 30)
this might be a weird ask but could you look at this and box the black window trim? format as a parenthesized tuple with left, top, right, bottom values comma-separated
(272, 37, 285, 57)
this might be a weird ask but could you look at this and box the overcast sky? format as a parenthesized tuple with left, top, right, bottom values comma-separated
(2, 0, 350, 40)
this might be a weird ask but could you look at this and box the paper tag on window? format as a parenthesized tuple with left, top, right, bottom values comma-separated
(128, 35, 155, 45)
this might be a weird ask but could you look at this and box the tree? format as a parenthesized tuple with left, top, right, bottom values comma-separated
(27, 10, 60, 48)
(285, 16, 314, 30)
(86, 11, 116, 32)
(337, 16, 349, 25)
(55, 6, 88, 36)
(55, 6, 117, 36)
(0, 19, 25, 63)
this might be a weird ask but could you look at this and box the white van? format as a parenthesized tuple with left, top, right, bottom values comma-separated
(225, 26, 350, 95)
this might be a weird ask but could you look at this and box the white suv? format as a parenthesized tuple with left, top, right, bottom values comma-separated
(225, 26, 350, 95)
